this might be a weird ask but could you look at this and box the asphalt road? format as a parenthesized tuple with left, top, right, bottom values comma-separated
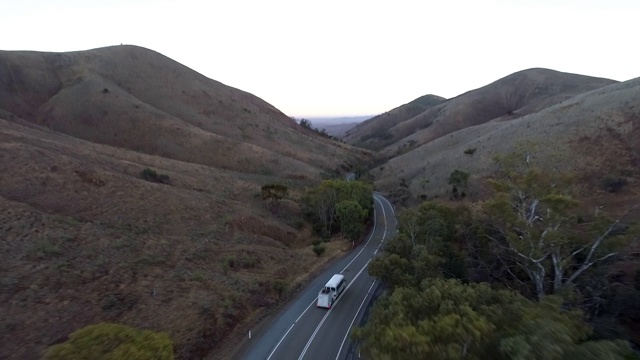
(240, 193, 396, 360)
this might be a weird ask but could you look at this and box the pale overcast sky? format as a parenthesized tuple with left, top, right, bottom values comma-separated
(4, 0, 639, 117)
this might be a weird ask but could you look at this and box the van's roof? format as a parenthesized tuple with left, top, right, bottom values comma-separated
(325, 274, 345, 288)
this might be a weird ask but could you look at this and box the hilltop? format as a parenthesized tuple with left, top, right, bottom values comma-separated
(0, 45, 372, 177)
(346, 69, 616, 155)
(344, 94, 446, 148)
(373, 76, 640, 206)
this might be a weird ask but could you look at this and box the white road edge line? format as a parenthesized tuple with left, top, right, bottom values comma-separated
(334, 281, 377, 360)
(266, 323, 295, 360)
(265, 195, 385, 359)
(298, 260, 372, 360)
(340, 197, 381, 273)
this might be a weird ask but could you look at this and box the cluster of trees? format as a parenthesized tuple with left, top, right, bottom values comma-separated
(354, 278, 634, 360)
(294, 117, 340, 141)
(355, 156, 640, 359)
(302, 179, 373, 241)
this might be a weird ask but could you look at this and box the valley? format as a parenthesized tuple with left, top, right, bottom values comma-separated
(1, 45, 638, 359)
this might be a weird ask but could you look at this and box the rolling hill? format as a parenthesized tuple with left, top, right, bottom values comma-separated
(373, 76, 640, 206)
(0, 46, 374, 360)
(2, 43, 637, 360)
(343, 94, 446, 148)
(0, 45, 372, 178)
(346, 69, 617, 155)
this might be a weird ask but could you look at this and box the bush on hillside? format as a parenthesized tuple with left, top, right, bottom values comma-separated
(313, 243, 326, 257)
(602, 176, 627, 193)
(448, 169, 470, 199)
(45, 323, 174, 360)
(141, 168, 170, 184)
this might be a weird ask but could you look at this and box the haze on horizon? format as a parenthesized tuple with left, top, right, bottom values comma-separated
(3, 0, 639, 118)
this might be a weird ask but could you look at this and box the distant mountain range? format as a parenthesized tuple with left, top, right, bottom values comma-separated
(306, 115, 373, 137)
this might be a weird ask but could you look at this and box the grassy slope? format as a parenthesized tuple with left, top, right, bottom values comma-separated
(374, 77, 640, 205)
(346, 68, 616, 155)
(343, 94, 447, 149)
(0, 46, 372, 178)
(0, 117, 357, 359)
(0, 46, 374, 359)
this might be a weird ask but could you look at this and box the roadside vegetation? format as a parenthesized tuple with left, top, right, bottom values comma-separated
(45, 323, 174, 360)
(354, 153, 640, 359)
(301, 179, 373, 243)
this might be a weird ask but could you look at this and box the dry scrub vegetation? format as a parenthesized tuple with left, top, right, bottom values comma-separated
(374, 76, 640, 207)
(346, 68, 616, 155)
(0, 118, 355, 359)
(0, 45, 372, 178)
(0, 45, 374, 360)
(2, 43, 638, 359)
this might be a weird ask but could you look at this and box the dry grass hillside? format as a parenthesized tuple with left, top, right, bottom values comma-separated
(0, 117, 359, 359)
(374, 76, 640, 206)
(348, 69, 616, 155)
(343, 94, 446, 148)
(0, 46, 377, 360)
(0, 45, 372, 177)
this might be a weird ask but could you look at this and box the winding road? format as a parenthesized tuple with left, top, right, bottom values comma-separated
(239, 193, 396, 360)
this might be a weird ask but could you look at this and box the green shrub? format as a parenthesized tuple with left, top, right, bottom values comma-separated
(32, 239, 62, 259)
(448, 169, 470, 199)
(293, 219, 305, 230)
(261, 184, 288, 201)
(141, 168, 170, 184)
(464, 148, 477, 155)
(602, 176, 627, 193)
(272, 280, 288, 296)
(313, 243, 326, 257)
(223, 253, 259, 270)
(45, 323, 174, 360)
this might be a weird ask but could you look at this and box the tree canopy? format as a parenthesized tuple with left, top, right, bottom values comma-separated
(355, 278, 635, 360)
(356, 152, 639, 360)
(302, 179, 373, 240)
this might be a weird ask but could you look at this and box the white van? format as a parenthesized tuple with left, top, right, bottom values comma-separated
(317, 274, 346, 309)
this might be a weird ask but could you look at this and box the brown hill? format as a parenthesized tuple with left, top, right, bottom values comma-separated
(374, 76, 640, 206)
(0, 45, 371, 177)
(343, 94, 446, 148)
(348, 69, 616, 155)
(0, 115, 358, 359)
(0, 46, 375, 360)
